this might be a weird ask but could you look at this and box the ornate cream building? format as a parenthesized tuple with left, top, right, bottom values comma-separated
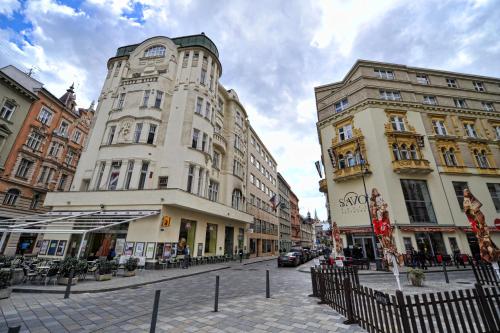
(316, 60, 500, 260)
(1, 34, 283, 261)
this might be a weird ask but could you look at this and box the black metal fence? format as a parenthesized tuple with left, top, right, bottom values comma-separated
(472, 261, 500, 286)
(310, 267, 500, 333)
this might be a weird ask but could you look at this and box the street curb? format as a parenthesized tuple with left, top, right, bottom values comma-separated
(12, 266, 230, 295)
(242, 257, 277, 266)
(298, 266, 472, 275)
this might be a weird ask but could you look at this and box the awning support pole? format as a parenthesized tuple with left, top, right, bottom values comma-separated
(76, 233, 87, 258)
(0, 232, 8, 254)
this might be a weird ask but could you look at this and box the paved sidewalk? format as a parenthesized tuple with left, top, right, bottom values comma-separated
(13, 256, 277, 294)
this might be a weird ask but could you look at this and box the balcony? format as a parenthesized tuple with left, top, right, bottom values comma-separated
(319, 179, 327, 193)
(392, 159, 433, 174)
(333, 164, 371, 182)
(213, 132, 227, 153)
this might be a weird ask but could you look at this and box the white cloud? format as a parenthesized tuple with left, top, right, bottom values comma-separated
(0, 0, 20, 17)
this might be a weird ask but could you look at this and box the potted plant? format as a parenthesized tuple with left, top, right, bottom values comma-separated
(0, 269, 12, 299)
(124, 257, 139, 277)
(407, 268, 425, 287)
(57, 257, 79, 285)
(95, 259, 113, 281)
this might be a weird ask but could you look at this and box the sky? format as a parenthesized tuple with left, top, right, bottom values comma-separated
(1, 0, 500, 221)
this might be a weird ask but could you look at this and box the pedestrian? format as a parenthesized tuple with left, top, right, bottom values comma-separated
(183, 245, 190, 269)
(239, 248, 244, 263)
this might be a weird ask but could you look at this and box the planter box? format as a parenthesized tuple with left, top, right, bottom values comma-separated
(57, 277, 78, 286)
(0, 288, 12, 299)
(123, 270, 136, 277)
(95, 273, 112, 281)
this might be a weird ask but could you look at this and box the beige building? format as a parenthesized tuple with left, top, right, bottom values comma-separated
(246, 126, 279, 256)
(316, 60, 500, 260)
(0, 34, 282, 261)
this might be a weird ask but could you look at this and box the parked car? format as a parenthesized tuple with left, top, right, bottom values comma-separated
(278, 252, 301, 267)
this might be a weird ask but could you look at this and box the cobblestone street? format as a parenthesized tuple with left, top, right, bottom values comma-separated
(1, 261, 365, 333)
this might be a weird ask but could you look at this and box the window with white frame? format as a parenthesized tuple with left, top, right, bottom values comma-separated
(48, 141, 62, 157)
(147, 124, 157, 144)
(232, 189, 242, 210)
(212, 151, 220, 169)
(234, 134, 242, 151)
(374, 69, 395, 80)
(390, 116, 406, 131)
(423, 95, 437, 105)
(154, 91, 163, 108)
(335, 98, 348, 113)
(182, 52, 189, 67)
(464, 123, 477, 137)
(95, 162, 106, 189)
(57, 121, 69, 137)
(72, 130, 81, 143)
(107, 125, 116, 145)
(482, 102, 495, 112)
(117, 93, 126, 109)
(474, 149, 489, 168)
(446, 78, 458, 88)
(441, 147, 458, 166)
(233, 159, 243, 178)
(495, 126, 500, 140)
(195, 97, 203, 115)
(65, 150, 75, 165)
(0, 99, 16, 120)
(473, 81, 485, 92)
(235, 111, 243, 127)
(3, 188, 20, 206)
(144, 45, 166, 58)
(192, 129, 200, 149)
(250, 154, 255, 165)
(202, 133, 208, 151)
(338, 124, 353, 141)
(249, 173, 255, 184)
(208, 180, 219, 202)
(416, 74, 429, 85)
(138, 161, 149, 190)
(379, 90, 401, 101)
(26, 131, 44, 150)
(134, 123, 143, 143)
(454, 98, 467, 108)
(432, 120, 447, 135)
(205, 101, 211, 119)
(16, 158, 33, 178)
(124, 160, 134, 190)
(38, 107, 53, 125)
(142, 90, 150, 107)
(107, 161, 121, 190)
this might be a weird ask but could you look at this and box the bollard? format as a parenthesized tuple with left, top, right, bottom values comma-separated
(266, 269, 270, 298)
(149, 290, 161, 333)
(442, 262, 449, 284)
(214, 275, 220, 312)
(64, 269, 74, 299)
(7, 326, 20, 333)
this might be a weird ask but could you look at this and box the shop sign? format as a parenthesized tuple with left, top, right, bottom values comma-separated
(338, 192, 368, 215)
(162, 216, 171, 227)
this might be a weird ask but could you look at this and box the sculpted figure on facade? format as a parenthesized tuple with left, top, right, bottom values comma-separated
(463, 188, 500, 263)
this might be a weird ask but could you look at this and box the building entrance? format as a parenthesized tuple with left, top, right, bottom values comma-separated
(224, 227, 234, 255)
(352, 236, 375, 260)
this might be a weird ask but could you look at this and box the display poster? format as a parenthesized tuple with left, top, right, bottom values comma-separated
(56, 240, 67, 256)
(47, 240, 58, 255)
(125, 242, 134, 255)
(39, 240, 49, 255)
(163, 243, 172, 259)
(134, 242, 145, 257)
(115, 238, 126, 255)
(145, 242, 155, 259)
(197, 243, 203, 257)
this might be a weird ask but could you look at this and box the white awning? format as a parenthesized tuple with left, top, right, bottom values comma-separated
(0, 210, 159, 234)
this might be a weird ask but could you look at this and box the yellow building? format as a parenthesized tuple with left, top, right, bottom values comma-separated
(315, 60, 500, 260)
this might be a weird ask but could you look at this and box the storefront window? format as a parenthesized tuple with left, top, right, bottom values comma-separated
(205, 224, 217, 254)
(448, 237, 459, 252)
(403, 237, 413, 252)
(178, 219, 196, 254)
(400, 179, 437, 223)
(238, 228, 244, 250)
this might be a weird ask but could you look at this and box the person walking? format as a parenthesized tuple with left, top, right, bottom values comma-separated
(183, 245, 191, 269)
(238, 248, 244, 263)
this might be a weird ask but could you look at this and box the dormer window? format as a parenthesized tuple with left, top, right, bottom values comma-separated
(144, 45, 166, 58)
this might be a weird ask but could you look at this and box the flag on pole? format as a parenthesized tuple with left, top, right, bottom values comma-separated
(315, 161, 322, 178)
(270, 194, 280, 212)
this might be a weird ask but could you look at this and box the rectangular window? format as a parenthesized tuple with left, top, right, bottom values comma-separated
(58, 174, 68, 191)
(138, 161, 149, 190)
(107, 125, 116, 145)
(147, 124, 157, 144)
(234, 134, 241, 151)
(182, 52, 189, 67)
(208, 181, 219, 202)
(65, 150, 75, 165)
(423, 95, 437, 105)
(454, 98, 467, 108)
(117, 93, 126, 109)
(57, 121, 69, 137)
(379, 90, 401, 101)
(374, 69, 395, 80)
(233, 160, 243, 178)
(192, 129, 200, 149)
(473, 81, 485, 92)
(48, 141, 62, 157)
(16, 158, 33, 178)
(335, 98, 349, 113)
(142, 90, 150, 107)
(464, 123, 477, 137)
(205, 101, 211, 119)
(338, 124, 353, 141)
(134, 123, 143, 143)
(26, 131, 44, 150)
(186, 165, 195, 192)
(205, 223, 217, 253)
(158, 176, 168, 189)
(446, 78, 458, 88)
(124, 160, 134, 190)
(416, 74, 429, 85)
(390, 116, 406, 131)
(107, 161, 121, 190)
(400, 179, 437, 223)
(192, 51, 199, 65)
(0, 99, 16, 120)
(250, 173, 255, 184)
(95, 162, 106, 189)
(236, 111, 242, 127)
(432, 120, 447, 135)
(72, 130, 81, 143)
(38, 107, 53, 125)
(154, 91, 163, 108)
(482, 102, 495, 112)
(196, 97, 203, 115)
(201, 68, 207, 85)
(202, 133, 207, 151)
(487, 183, 500, 212)
(452, 181, 468, 210)
(495, 126, 500, 140)
(212, 151, 220, 169)
(38, 166, 48, 184)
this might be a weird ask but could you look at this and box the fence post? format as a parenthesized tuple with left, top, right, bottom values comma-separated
(343, 278, 357, 325)
(475, 283, 496, 332)
(318, 269, 327, 304)
(214, 275, 220, 312)
(309, 267, 317, 297)
(64, 269, 74, 299)
(471, 261, 481, 284)
(442, 262, 449, 284)
(266, 269, 270, 298)
(149, 290, 161, 333)
(396, 290, 411, 333)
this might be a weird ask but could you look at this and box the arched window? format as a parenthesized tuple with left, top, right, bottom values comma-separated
(409, 144, 418, 160)
(3, 188, 20, 206)
(474, 149, 489, 168)
(448, 148, 458, 166)
(338, 154, 345, 169)
(400, 144, 409, 160)
(232, 189, 242, 210)
(346, 151, 355, 167)
(392, 144, 401, 161)
(144, 45, 166, 58)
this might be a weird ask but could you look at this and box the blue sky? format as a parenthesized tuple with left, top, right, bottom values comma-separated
(1, 0, 500, 221)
